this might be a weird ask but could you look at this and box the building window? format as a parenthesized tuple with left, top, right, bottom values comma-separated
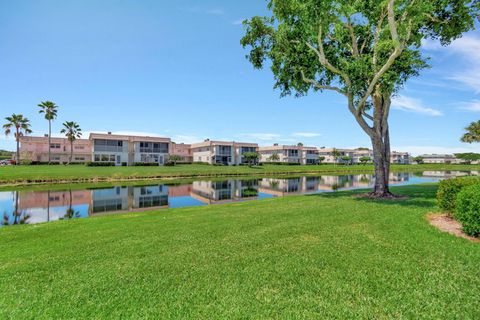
(94, 154, 115, 162)
(50, 144, 61, 149)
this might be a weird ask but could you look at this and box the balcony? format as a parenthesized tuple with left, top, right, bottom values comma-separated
(94, 146, 125, 153)
(139, 147, 168, 153)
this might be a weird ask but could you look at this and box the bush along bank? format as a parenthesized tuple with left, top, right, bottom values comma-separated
(437, 176, 480, 238)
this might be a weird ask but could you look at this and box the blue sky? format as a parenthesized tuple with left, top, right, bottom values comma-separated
(0, 0, 479, 155)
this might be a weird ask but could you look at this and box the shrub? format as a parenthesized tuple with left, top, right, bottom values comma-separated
(164, 161, 175, 167)
(19, 160, 33, 165)
(121, 162, 128, 167)
(455, 184, 480, 237)
(133, 162, 159, 167)
(193, 162, 210, 165)
(437, 176, 480, 213)
(260, 162, 301, 166)
(86, 162, 115, 167)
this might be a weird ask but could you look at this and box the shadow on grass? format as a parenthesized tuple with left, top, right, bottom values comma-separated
(307, 183, 438, 209)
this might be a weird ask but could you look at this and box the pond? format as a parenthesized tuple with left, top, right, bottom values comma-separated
(1, 170, 478, 226)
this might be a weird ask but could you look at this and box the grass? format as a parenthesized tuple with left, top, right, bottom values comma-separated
(1, 184, 479, 319)
(1, 163, 479, 186)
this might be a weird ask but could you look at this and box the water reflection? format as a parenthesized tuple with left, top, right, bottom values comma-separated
(0, 171, 476, 226)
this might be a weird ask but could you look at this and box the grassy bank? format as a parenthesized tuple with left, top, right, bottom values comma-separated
(1, 184, 479, 318)
(1, 163, 479, 186)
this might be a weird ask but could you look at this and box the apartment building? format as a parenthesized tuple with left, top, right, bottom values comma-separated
(391, 151, 410, 164)
(259, 144, 319, 165)
(170, 142, 193, 163)
(90, 133, 171, 166)
(318, 148, 410, 165)
(19, 136, 92, 163)
(191, 140, 259, 165)
(317, 148, 357, 164)
(418, 154, 463, 164)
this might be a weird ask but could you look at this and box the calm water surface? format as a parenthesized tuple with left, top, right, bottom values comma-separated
(1, 170, 477, 226)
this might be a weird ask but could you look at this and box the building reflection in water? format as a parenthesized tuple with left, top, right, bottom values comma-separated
(1, 171, 476, 226)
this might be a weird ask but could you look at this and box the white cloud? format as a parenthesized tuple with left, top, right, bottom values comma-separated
(232, 19, 244, 26)
(425, 35, 480, 93)
(171, 135, 203, 144)
(206, 8, 224, 16)
(292, 132, 322, 138)
(391, 95, 443, 117)
(394, 145, 480, 156)
(182, 6, 225, 16)
(459, 100, 480, 112)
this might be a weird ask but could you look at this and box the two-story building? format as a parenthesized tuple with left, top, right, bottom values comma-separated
(19, 135, 92, 164)
(89, 133, 171, 166)
(191, 140, 259, 165)
(259, 144, 319, 165)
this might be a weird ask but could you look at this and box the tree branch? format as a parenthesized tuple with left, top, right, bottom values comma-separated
(373, 9, 387, 67)
(357, 0, 404, 115)
(300, 70, 346, 96)
(347, 93, 374, 137)
(305, 25, 352, 87)
(346, 18, 359, 57)
(387, 0, 401, 49)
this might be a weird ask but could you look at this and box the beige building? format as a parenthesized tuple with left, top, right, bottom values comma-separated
(259, 144, 319, 165)
(318, 148, 410, 165)
(418, 154, 463, 164)
(317, 148, 357, 164)
(90, 133, 171, 166)
(191, 140, 259, 165)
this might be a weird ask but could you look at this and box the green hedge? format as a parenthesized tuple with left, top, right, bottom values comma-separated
(259, 162, 302, 166)
(437, 176, 480, 213)
(455, 184, 480, 237)
(86, 162, 115, 167)
(133, 162, 159, 167)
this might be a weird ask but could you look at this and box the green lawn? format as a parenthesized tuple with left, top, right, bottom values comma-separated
(1, 163, 479, 185)
(1, 184, 479, 319)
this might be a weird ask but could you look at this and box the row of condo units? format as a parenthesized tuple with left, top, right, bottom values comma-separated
(19, 133, 192, 165)
(316, 148, 410, 164)
(417, 154, 479, 164)
(19, 133, 411, 166)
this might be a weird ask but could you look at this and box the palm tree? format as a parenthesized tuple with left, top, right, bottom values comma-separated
(331, 148, 341, 166)
(268, 152, 280, 162)
(60, 121, 82, 164)
(461, 120, 480, 143)
(3, 114, 32, 165)
(38, 101, 59, 164)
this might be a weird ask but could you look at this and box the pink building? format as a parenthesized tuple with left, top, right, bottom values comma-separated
(19, 136, 92, 163)
(170, 142, 193, 163)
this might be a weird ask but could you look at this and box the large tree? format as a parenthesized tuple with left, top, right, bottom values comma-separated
(38, 101, 59, 164)
(3, 114, 32, 165)
(241, 0, 479, 197)
(461, 120, 480, 143)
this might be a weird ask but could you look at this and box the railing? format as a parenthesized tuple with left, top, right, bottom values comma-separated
(139, 148, 168, 153)
(94, 146, 125, 153)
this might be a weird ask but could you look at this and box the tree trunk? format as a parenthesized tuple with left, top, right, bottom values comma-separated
(48, 120, 51, 164)
(16, 128, 20, 166)
(70, 140, 73, 164)
(369, 93, 392, 197)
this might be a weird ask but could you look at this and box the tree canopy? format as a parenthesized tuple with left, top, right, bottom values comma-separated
(242, 0, 479, 120)
(461, 120, 480, 143)
(241, 0, 479, 196)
